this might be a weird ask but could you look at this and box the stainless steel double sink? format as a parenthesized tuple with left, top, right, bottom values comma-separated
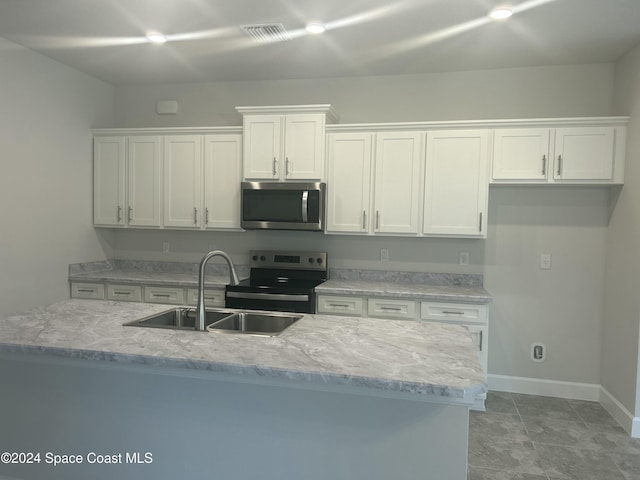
(124, 307, 302, 336)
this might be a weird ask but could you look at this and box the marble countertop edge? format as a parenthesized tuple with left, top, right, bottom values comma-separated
(0, 341, 483, 403)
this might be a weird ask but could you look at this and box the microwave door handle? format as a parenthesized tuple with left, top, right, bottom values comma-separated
(301, 191, 309, 222)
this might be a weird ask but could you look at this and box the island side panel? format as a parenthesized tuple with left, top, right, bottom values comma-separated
(0, 353, 469, 480)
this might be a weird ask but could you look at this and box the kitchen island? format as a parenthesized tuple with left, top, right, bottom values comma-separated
(0, 299, 485, 480)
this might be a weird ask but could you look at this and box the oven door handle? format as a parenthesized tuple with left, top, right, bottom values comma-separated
(302, 191, 309, 223)
(226, 291, 310, 302)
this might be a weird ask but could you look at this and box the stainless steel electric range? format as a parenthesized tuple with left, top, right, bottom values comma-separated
(225, 250, 327, 313)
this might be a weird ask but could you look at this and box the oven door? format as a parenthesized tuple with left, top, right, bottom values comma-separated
(241, 182, 325, 231)
(225, 290, 317, 313)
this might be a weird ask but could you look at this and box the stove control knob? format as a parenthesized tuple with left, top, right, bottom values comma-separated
(308, 257, 314, 264)
(316, 257, 323, 264)
(252, 255, 258, 261)
(260, 255, 266, 261)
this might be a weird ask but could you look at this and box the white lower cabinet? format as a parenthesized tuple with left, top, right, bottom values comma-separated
(71, 283, 105, 300)
(367, 298, 417, 320)
(317, 295, 365, 316)
(186, 288, 225, 307)
(106, 284, 142, 302)
(144, 286, 185, 305)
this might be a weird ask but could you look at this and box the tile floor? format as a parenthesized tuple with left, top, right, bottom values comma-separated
(468, 392, 640, 480)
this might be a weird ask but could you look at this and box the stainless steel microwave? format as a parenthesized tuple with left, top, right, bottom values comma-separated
(241, 182, 326, 231)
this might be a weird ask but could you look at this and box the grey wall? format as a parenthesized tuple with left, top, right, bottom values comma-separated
(602, 43, 640, 417)
(0, 37, 115, 316)
(110, 63, 617, 388)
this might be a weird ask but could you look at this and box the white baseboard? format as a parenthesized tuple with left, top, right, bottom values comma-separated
(488, 374, 600, 401)
(599, 386, 640, 438)
(487, 375, 639, 438)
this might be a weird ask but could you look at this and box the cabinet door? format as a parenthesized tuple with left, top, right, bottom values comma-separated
(284, 114, 325, 180)
(203, 134, 242, 230)
(492, 128, 550, 182)
(326, 132, 373, 233)
(127, 136, 162, 227)
(373, 132, 422, 234)
(163, 135, 202, 228)
(243, 115, 282, 180)
(423, 130, 489, 237)
(553, 127, 615, 181)
(94, 136, 125, 226)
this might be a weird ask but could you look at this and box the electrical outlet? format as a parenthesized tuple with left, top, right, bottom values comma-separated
(162, 242, 170, 253)
(380, 248, 389, 262)
(459, 252, 469, 265)
(540, 253, 552, 269)
(531, 343, 546, 362)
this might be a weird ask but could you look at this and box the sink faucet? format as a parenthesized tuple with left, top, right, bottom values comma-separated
(196, 250, 239, 331)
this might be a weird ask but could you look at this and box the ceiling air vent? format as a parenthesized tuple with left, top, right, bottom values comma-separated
(241, 23, 291, 43)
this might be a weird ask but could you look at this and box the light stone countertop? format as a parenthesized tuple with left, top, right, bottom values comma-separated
(316, 280, 492, 304)
(0, 299, 486, 403)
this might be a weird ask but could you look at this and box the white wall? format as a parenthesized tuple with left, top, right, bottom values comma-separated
(111, 63, 617, 388)
(114, 64, 614, 127)
(0, 37, 115, 316)
(602, 43, 640, 418)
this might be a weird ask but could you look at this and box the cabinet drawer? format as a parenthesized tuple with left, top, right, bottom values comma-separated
(317, 295, 364, 316)
(144, 286, 185, 304)
(420, 302, 487, 325)
(186, 288, 225, 307)
(71, 282, 105, 300)
(106, 284, 142, 302)
(367, 298, 417, 320)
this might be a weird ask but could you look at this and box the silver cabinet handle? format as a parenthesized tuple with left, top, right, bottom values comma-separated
(272, 157, 277, 177)
(362, 210, 367, 230)
(442, 311, 464, 316)
(113, 291, 131, 295)
(542, 154, 547, 175)
(478, 212, 483, 232)
(329, 303, 350, 308)
(376, 211, 380, 230)
(77, 289, 96, 293)
(557, 155, 562, 176)
(302, 191, 309, 222)
(479, 330, 484, 352)
(128, 206, 133, 223)
(380, 306, 402, 311)
(151, 293, 171, 298)
(194, 207, 198, 225)
(117, 205, 122, 223)
(286, 157, 290, 177)
(205, 208, 209, 226)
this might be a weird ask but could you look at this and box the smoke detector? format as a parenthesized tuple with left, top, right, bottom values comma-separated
(241, 24, 291, 43)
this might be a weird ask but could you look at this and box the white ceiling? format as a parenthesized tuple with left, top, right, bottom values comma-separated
(1, 0, 639, 85)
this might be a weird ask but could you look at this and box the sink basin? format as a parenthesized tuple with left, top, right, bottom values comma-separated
(207, 312, 302, 336)
(124, 308, 233, 330)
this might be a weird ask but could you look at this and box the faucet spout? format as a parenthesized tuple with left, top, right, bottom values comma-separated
(196, 250, 239, 331)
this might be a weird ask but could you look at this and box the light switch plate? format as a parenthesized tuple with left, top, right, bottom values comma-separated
(540, 253, 552, 269)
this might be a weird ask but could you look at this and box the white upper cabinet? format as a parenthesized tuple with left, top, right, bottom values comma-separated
(423, 130, 489, 238)
(553, 127, 615, 181)
(373, 132, 422, 235)
(94, 136, 125, 226)
(490, 123, 625, 185)
(163, 135, 203, 228)
(203, 134, 243, 230)
(325, 131, 422, 235)
(492, 128, 550, 182)
(238, 105, 337, 181)
(325, 132, 373, 233)
(127, 136, 162, 227)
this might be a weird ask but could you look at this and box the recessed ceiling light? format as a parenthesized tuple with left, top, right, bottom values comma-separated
(305, 23, 326, 34)
(489, 7, 513, 20)
(146, 32, 167, 44)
